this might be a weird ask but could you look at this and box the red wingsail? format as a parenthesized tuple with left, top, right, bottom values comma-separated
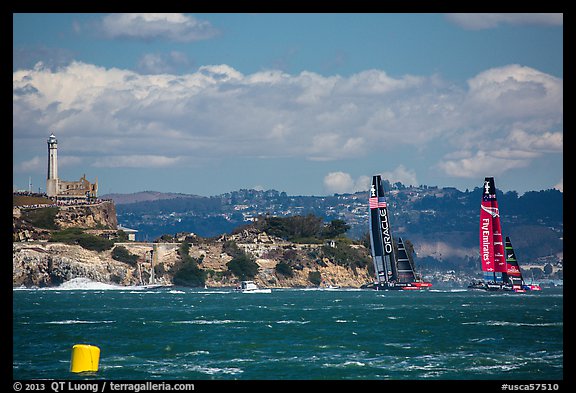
(479, 177, 506, 275)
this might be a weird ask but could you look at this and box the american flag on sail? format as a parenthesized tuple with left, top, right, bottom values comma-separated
(369, 197, 387, 209)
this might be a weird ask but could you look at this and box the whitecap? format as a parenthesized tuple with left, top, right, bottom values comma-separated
(39, 278, 130, 291)
(276, 320, 310, 324)
(186, 364, 243, 375)
(463, 320, 563, 327)
(323, 360, 366, 368)
(184, 350, 210, 356)
(44, 320, 115, 325)
(173, 319, 246, 325)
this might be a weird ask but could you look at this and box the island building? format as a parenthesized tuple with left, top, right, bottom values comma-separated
(46, 133, 98, 200)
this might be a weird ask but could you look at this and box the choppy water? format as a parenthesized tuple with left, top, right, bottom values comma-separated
(13, 279, 563, 380)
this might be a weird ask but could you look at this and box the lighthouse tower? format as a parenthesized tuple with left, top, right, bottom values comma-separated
(46, 133, 59, 197)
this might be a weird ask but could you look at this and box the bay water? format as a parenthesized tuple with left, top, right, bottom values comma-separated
(13, 280, 563, 380)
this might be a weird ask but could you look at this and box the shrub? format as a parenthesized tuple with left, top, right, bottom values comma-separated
(173, 242, 206, 287)
(49, 228, 114, 252)
(227, 254, 259, 280)
(222, 240, 243, 258)
(308, 271, 322, 286)
(275, 261, 294, 278)
(321, 240, 371, 269)
(173, 260, 206, 287)
(112, 246, 139, 266)
(76, 234, 114, 252)
(22, 207, 59, 229)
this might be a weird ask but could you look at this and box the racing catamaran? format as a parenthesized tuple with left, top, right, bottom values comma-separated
(468, 177, 541, 292)
(365, 175, 431, 290)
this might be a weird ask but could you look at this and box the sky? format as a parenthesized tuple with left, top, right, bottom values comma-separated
(13, 13, 563, 197)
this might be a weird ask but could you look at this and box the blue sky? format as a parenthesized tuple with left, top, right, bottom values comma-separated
(13, 13, 563, 196)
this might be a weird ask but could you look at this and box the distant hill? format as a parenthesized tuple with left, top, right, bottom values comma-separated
(106, 184, 563, 269)
(102, 191, 202, 205)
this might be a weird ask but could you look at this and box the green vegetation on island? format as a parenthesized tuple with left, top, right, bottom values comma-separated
(172, 242, 206, 287)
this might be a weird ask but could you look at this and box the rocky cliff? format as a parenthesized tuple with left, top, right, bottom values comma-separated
(13, 200, 118, 242)
(12, 199, 376, 288)
(55, 201, 118, 229)
(12, 232, 373, 289)
(13, 242, 138, 287)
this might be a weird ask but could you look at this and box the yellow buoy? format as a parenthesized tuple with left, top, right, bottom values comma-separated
(70, 344, 100, 373)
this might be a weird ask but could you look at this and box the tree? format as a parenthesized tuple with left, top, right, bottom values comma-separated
(275, 261, 294, 278)
(321, 219, 351, 238)
(308, 271, 322, 286)
(227, 254, 259, 280)
(111, 245, 139, 266)
(173, 242, 206, 287)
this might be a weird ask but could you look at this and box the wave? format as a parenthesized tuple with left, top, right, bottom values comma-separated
(16, 278, 180, 291)
(44, 319, 115, 325)
(276, 320, 310, 325)
(462, 320, 563, 327)
(173, 319, 247, 325)
(16, 278, 137, 291)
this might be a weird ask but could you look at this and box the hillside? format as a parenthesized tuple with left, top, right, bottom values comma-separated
(102, 184, 563, 268)
(12, 197, 380, 288)
(13, 189, 562, 288)
(101, 191, 201, 205)
(12, 227, 377, 289)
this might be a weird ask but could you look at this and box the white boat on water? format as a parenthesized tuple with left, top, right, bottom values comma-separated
(235, 280, 272, 293)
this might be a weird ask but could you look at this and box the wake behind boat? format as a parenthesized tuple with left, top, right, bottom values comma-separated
(364, 175, 432, 291)
(468, 177, 541, 293)
(235, 280, 272, 293)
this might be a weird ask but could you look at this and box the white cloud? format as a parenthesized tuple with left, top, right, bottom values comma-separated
(323, 172, 369, 194)
(463, 65, 562, 122)
(507, 129, 562, 153)
(323, 172, 354, 194)
(323, 169, 418, 194)
(380, 165, 419, 187)
(13, 62, 562, 181)
(14, 155, 84, 173)
(437, 150, 533, 179)
(99, 13, 219, 42)
(445, 13, 563, 30)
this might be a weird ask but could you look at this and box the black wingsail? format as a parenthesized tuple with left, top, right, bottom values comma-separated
(505, 236, 525, 289)
(396, 237, 417, 283)
(368, 175, 396, 285)
(366, 175, 432, 290)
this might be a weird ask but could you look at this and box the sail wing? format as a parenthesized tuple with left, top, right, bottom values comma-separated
(396, 237, 416, 283)
(479, 177, 506, 281)
(480, 177, 496, 280)
(369, 176, 387, 284)
(505, 236, 524, 287)
(368, 175, 396, 284)
(375, 176, 398, 281)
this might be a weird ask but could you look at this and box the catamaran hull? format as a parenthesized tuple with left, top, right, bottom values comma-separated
(365, 281, 432, 290)
(467, 282, 541, 292)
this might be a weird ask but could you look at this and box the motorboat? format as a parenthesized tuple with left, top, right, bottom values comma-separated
(235, 280, 272, 293)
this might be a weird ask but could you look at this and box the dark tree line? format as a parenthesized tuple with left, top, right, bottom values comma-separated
(239, 214, 350, 242)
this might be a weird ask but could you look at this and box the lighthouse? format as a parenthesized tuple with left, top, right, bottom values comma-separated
(46, 133, 59, 197)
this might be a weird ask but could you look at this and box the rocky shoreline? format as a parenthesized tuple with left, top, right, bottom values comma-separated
(12, 236, 374, 289)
